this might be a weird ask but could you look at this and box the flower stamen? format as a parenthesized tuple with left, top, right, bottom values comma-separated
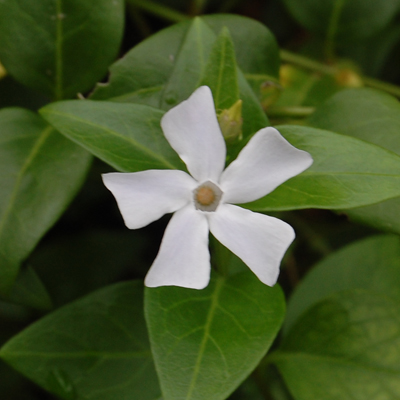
(193, 181, 223, 212)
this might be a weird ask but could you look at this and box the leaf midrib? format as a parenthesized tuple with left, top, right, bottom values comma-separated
(0, 125, 54, 247)
(185, 277, 225, 400)
(41, 109, 178, 170)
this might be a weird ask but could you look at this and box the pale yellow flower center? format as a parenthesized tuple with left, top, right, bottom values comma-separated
(196, 186, 216, 206)
(193, 181, 223, 212)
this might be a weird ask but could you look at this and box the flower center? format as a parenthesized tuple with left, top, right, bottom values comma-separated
(196, 187, 215, 206)
(193, 181, 223, 212)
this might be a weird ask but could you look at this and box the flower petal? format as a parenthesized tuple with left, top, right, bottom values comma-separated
(145, 206, 210, 289)
(208, 204, 295, 286)
(161, 86, 226, 182)
(102, 170, 196, 229)
(220, 127, 313, 204)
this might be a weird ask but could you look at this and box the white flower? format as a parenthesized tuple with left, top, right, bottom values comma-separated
(102, 86, 313, 290)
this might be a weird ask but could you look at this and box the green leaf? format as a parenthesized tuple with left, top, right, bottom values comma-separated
(201, 27, 240, 111)
(0, 0, 124, 99)
(283, 234, 400, 334)
(309, 88, 400, 233)
(40, 100, 185, 172)
(273, 289, 400, 400)
(0, 281, 161, 400)
(0, 108, 91, 295)
(282, 0, 400, 41)
(244, 124, 400, 211)
(90, 15, 279, 105)
(145, 271, 285, 400)
(160, 17, 216, 110)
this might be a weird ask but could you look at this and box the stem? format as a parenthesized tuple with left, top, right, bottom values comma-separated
(363, 76, 400, 98)
(324, 0, 346, 61)
(280, 49, 400, 98)
(127, 0, 189, 23)
(267, 106, 315, 118)
(280, 50, 335, 75)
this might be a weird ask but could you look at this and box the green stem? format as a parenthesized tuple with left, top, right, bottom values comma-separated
(280, 50, 335, 75)
(267, 106, 315, 118)
(280, 49, 400, 98)
(325, 0, 346, 61)
(127, 0, 189, 22)
(362, 76, 400, 98)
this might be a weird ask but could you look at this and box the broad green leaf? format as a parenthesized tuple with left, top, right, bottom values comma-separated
(40, 100, 185, 172)
(273, 289, 400, 400)
(0, 0, 124, 99)
(282, 0, 400, 41)
(236, 71, 269, 140)
(203, 16, 279, 79)
(198, 25, 270, 156)
(0, 108, 91, 295)
(90, 14, 279, 104)
(160, 17, 216, 110)
(309, 88, 400, 233)
(201, 27, 240, 111)
(145, 271, 285, 400)
(0, 281, 161, 400)
(283, 234, 400, 334)
(244, 125, 400, 211)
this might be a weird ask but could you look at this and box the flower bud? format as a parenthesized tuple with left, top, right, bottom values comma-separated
(217, 99, 243, 142)
(335, 67, 363, 88)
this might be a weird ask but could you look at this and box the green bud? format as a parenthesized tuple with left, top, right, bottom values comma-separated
(217, 99, 243, 142)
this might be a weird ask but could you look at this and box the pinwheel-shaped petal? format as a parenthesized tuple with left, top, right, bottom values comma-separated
(103, 86, 313, 289)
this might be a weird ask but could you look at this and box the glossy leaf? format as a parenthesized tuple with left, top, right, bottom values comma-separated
(0, 0, 124, 99)
(90, 14, 279, 105)
(282, 0, 400, 41)
(244, 124, 400, 211)
(283, 234, 400, 334)
(273, 289, 400, 399)
(145, 271, 285, 400)
(40, 100, 185, 172)
(0, 108, 91, 295)
(0, 281, 161, 400)
(309, 88, 400, 233)
(160, 17, 216, 110)
(201, 27, 240, 111)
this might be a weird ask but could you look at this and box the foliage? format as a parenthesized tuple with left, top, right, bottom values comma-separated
(1, 0, 400, 399)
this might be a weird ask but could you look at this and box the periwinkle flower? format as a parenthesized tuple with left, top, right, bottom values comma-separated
(102, 86, 312, 289)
